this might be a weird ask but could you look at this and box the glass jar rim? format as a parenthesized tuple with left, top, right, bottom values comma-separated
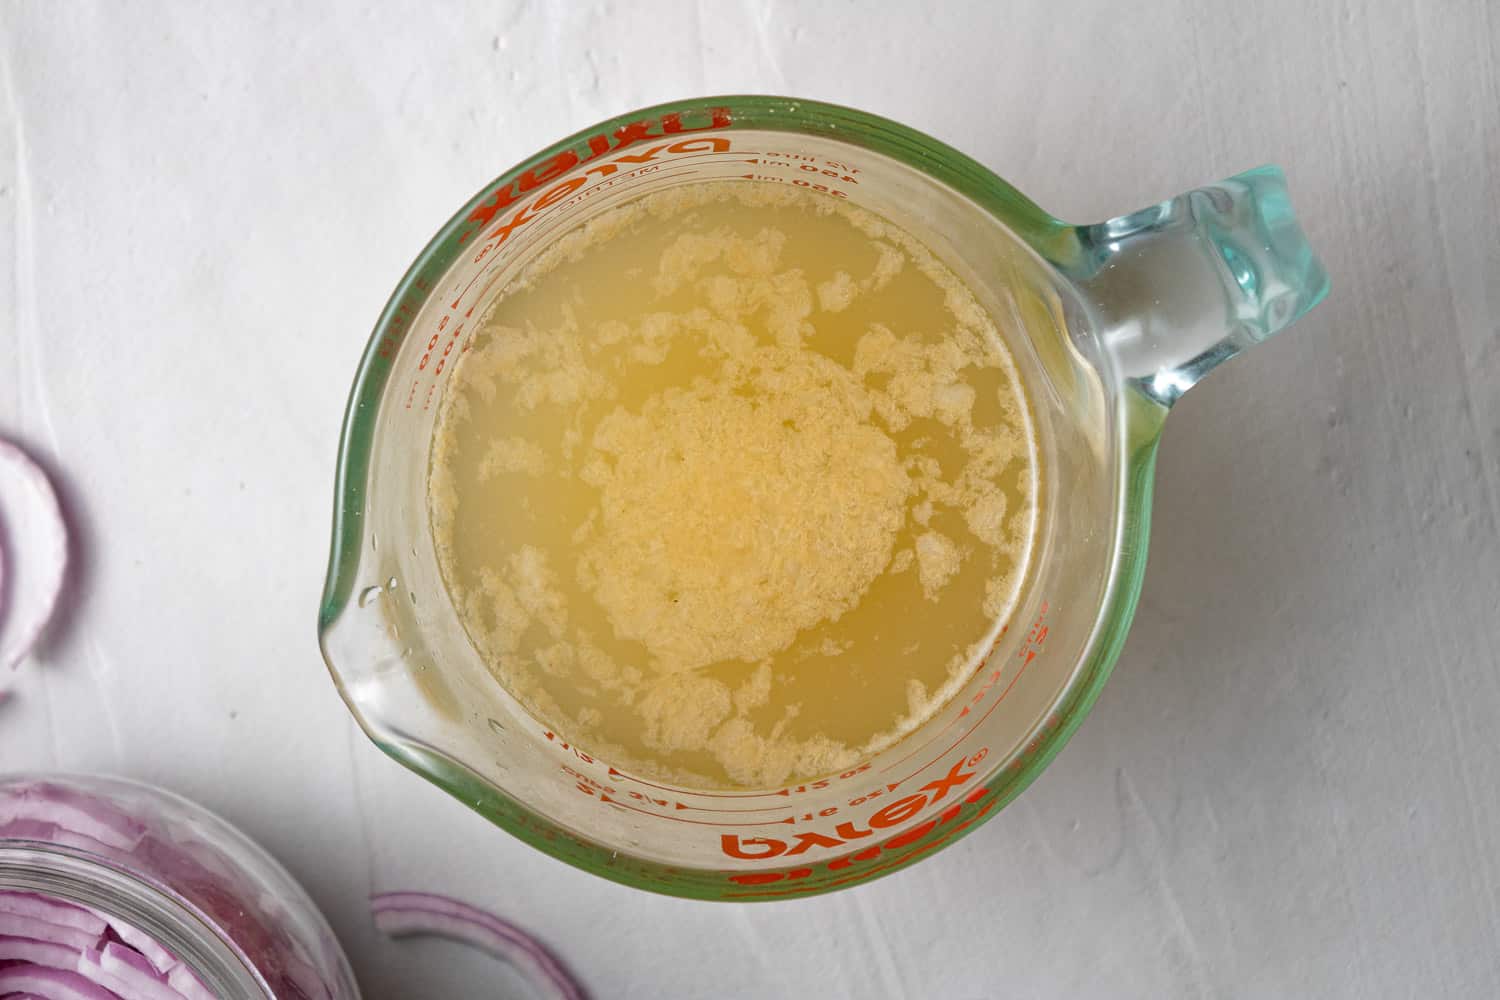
(0, 840, 271, 998)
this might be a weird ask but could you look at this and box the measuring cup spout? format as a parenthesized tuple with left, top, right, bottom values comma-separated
(1063, 166, 1328, 407)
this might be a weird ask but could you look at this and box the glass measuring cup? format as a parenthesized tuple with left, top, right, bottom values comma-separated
(318, 96, 1327, 900)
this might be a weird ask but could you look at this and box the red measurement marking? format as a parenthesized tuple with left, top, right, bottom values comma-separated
(637, 150, 738, 166)
(878, 623, 1013, 776)
(602, 765, 786, 800)
(588, 791, 793, 828)
(456, 265, 507, 319)
(673, 801, 790, 814)
(880, 605, 1048, 783)
(901, 657, 1032, 784)
(539, 728, 788, 800)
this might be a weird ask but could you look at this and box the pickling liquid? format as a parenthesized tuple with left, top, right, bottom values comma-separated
(429, 181, 1038, 789)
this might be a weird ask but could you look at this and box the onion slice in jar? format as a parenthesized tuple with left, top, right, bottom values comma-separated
(0, 892, 108, 935)
(77, 944, 188, 1000)
(0, 784, 148, 852)
(0, 913, 102, 952)
(0, 436, 69, 673)
(0, 932, 82, 969)
(371, 891, 588, 1000)
(89, 913, 177, 976)
(0, 963, 121, 1000)
(162, 962, 215, 1000)
(0, 892, 201, 998)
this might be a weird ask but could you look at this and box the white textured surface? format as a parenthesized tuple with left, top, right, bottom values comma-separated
(3, 2, 1499, 997)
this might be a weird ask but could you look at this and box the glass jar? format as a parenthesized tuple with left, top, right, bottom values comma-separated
(0, 773, 360, 999)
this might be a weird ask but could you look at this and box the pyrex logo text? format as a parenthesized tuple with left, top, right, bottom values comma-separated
(719, 751, 996, 891)
(722, 756, 981, 861)
(460, 107, 733, 248)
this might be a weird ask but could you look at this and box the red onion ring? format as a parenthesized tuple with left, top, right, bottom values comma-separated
(371, 891, 588, 1000)
(0, 436, 69, 674)
(0, 963, 120, 1000)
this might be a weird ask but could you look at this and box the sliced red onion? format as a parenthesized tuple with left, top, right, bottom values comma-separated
(0, 436, 69, 673)
(0, 908, 200, 1000)
(0, 818, 58, 842)
(371, 892, 587, 1000)
(0, 913, 103, 952)
(0, 893, 199, 999)
(0, 963, 121, 1000)
(0, 783, 148, 852)
(163, 963, 214, 1000)
(0, 778, 358, 999)
(77, 944, 188, 1000)
(89, 913, 176, 977)
(0, 892, 108, 935)
(99, 942, 172, 983)
(0, 932, 81, 969)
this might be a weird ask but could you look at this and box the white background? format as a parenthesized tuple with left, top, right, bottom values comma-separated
(3, 2, 1499, 997)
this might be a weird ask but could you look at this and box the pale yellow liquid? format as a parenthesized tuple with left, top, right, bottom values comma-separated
(429, 181, 1037, 789)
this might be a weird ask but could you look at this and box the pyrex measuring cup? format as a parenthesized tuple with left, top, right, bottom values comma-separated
(318, 96, 1327, 900)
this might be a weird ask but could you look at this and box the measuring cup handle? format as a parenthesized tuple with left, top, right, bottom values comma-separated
(1063, 166, 1329, 407)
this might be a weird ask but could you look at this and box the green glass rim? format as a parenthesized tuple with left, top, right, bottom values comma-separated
(317, 94, 1157, 900)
